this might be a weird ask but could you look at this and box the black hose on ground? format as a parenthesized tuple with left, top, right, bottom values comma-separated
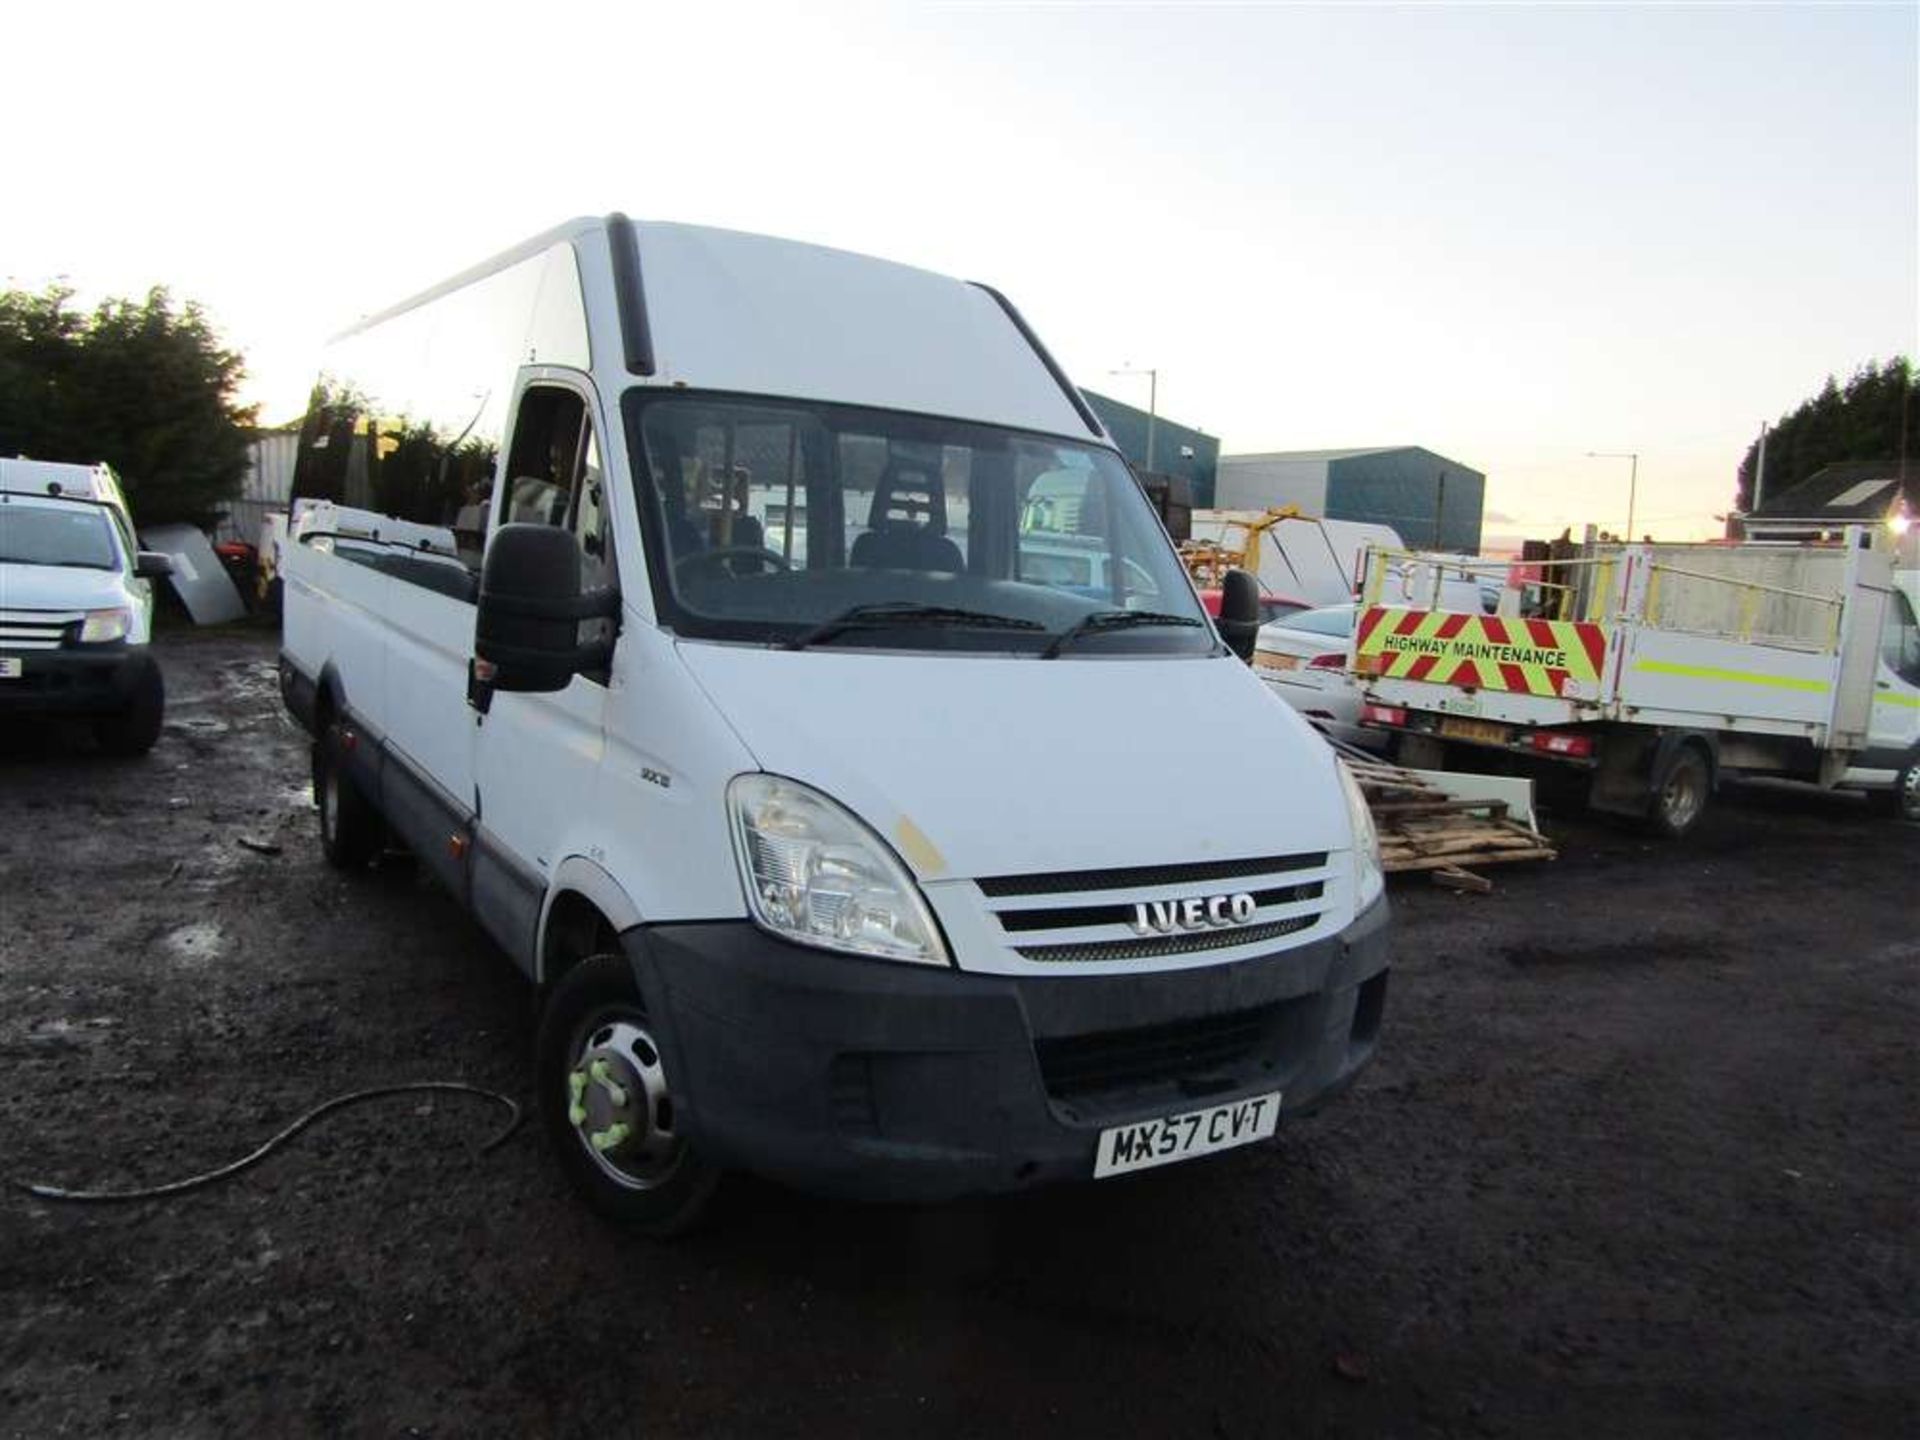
(12, 1081, 524, 1204)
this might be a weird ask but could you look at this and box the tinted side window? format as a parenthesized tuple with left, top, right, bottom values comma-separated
(290, 241, 591, 539)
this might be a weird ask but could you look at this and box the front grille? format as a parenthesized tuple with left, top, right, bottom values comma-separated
(1035, 1003, 1280, 1101)
(959, 850, 1333, 968)
(1017, 913, 1317, 965)
(977, 852, 1327, 899)
(995, 881, 1324, 934)
(0, 609, 79, 651)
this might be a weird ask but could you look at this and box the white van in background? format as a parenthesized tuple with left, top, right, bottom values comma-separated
(0, 459, 173, 753)
(279, 215, 1390, 1232)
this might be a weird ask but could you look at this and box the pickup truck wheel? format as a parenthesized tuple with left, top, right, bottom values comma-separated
(314, 723, 382, 869)
(537, 954, 720, 1236)
(1868, 756, 1920, 823)
(1647, 743, 1711, 838)
(93, 664, 164, 757)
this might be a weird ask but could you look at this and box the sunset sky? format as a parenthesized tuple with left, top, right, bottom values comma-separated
(8, 1, 1915, 545)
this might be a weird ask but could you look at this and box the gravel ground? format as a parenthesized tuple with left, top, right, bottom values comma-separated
(2, 627, 1915, 1438)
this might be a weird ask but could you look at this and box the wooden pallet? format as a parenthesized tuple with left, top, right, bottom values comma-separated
(1332, 741, 1556, 889)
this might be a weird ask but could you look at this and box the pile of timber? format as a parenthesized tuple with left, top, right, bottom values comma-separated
(1333, 746, 1556, 889)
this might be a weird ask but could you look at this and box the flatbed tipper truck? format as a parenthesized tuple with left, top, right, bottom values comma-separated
(1349, 528, 1920, 834)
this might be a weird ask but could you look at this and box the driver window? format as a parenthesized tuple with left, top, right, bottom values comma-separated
(1885, 592, 1920, 686)
(503, 385, 614, 678)
(503, 385, 609, 579)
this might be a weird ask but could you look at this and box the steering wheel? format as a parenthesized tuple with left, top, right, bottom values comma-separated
(673, 546, 792, 582)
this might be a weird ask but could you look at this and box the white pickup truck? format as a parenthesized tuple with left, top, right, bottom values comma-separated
(278, 215, 1390, 1232)
(0, 458, 173, 753)
(1351, 531, 1920, 833)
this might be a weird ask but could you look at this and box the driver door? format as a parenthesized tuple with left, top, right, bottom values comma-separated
(470, 375, 614, 967)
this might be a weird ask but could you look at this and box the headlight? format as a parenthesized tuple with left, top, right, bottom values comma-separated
(78, 608, 133, 644)
(1337, 762, 1385, 911)
(727, 774, 951, 966)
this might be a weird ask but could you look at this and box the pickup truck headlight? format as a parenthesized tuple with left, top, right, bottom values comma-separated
(78, 607, 133, 644)
(728, 774, 951, 966)
(1337, 762, 1385, 911)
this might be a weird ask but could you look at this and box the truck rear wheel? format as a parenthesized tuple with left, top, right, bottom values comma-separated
(314, 722, 382, 869)
(1647, 743, 1711, 838)
(537, 954, 720, 1237)
(93, 663, 165, 757)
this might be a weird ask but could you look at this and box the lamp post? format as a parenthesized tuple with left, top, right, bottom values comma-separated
(1587, 450, 1640, 540)
(1110, 366, 1159, 472)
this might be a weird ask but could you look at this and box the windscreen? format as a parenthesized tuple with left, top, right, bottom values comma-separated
(624, 392, 1211, 656)
(0, 504, 119, 570)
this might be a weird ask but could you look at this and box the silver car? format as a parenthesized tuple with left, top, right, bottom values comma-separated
(1252, 603, 1384, 751)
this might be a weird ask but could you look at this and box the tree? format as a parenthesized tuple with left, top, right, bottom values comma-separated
(0, 285, 257, 527)
(1738, 358, 1915, 512)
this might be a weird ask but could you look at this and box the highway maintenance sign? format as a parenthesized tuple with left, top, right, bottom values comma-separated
(1356, 607, 1608, 698)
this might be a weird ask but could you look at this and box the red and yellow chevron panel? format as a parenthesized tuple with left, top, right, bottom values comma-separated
(1355, 607, 1608, 697)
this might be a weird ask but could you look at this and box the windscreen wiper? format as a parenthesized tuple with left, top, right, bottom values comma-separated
(1041, 609, 1206, 659)
(784, 602, 1046, 650)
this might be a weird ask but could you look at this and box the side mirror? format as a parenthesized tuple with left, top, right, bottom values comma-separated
(134, 551, 174, 580)
(474, 524, 614, 698)
(1217, 567, 1261, 664)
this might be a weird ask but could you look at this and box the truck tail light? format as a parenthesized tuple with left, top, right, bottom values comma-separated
(1307, 653, 1345, 671)
(1529, 731, 1594, 758)
(1361, 703, 1407, 728)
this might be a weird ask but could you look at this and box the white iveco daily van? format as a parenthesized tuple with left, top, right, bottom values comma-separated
(279, 215, 1389, 1232)
(1, 458, 172, 753)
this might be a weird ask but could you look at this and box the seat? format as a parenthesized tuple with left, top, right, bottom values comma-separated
(850, 461, 963, 572)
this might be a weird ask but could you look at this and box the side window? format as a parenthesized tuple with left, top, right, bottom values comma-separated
(571, 427, 609, 582)
(504, 384, 616, 677)
(1884, 592, 1920, 686)
(504, 385, 609, 575)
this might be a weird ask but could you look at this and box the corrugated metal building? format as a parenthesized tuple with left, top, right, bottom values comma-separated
(218, 431, 300, 545)
(1216, 446, 1485, 553)
(1081, 389, 1220, 506)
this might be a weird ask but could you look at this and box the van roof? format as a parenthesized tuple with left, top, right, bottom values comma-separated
(337, 216, 1108, 444)
(0, 458, 128, 510)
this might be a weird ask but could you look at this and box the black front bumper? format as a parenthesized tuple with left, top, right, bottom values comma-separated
(0, 646, 156, 717)
(624, 898, 1390, 1201)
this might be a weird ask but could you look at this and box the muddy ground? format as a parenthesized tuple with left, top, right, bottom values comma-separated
(1, 627, 1915, 1438)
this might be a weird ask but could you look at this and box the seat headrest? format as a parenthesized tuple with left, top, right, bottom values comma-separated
(867, 458, 947, 535)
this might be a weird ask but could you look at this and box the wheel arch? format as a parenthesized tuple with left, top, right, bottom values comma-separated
(537, 857, 644, 985)
(1653, 728, 1720, 789)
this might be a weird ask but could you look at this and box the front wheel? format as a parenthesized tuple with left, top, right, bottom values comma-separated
(94, 663, 164, 757)
(536, 954, 720, 1236)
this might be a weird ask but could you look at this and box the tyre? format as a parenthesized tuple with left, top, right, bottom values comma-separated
(313, 720, 382, 869)
(1647, 743, 1711, 838)
(94, 662, 165, 757)
(536, 954, 720, 1236)
(1866, 755, 1920, 824)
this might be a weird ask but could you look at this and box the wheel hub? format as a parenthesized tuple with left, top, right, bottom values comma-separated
(566, 1020, 680, 1189)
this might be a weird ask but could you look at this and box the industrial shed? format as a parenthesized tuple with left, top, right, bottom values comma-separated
(1216, 446, 1485, 553)
(1741, 459, 1914, 544)
(1081, 389, 1220, 506)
